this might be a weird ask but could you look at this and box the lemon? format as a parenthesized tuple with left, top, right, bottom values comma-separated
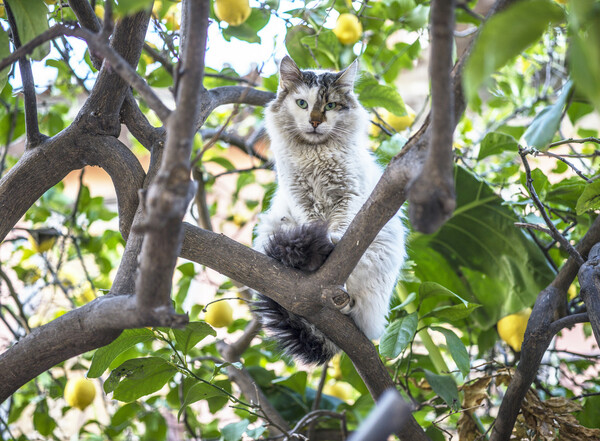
(323, 382, 354, 402)
(0, 5, 5, 18)
(371, 106, 416, 135)
(497, 308, 531, 352)
(205, 301, 234, 328)
(64, 377, 96, 410)
(333, 13, 362, 45)
(330, 354, 343, 380)
(568, 284, 577, 300)
(214, 0, 251, 27)
(94, 4, 104, 19)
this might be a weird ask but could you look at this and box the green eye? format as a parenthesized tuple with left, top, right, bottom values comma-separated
(325, 102, 337, 110)
(296, 99, 308, 109)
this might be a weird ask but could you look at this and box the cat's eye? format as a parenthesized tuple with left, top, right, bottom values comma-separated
(296, 99, 308, 109)
(325, 102, 337, 110)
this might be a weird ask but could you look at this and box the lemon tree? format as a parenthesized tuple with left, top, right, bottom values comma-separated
(2, 0, 600, 440)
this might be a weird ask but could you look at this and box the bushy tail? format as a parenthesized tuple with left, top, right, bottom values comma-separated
(253, 222, 339, 365)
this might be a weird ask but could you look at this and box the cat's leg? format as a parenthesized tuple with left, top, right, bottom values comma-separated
(343, 217, 406, 339)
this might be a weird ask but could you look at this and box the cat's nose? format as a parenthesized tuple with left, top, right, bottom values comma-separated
(310, 120, 321, 128)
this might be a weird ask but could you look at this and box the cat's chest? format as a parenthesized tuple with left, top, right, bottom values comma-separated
(283, 155, 360, 220)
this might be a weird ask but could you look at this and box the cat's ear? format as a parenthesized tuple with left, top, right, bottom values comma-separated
(279, 56, 302, 90)
(335, 59, 359, 88)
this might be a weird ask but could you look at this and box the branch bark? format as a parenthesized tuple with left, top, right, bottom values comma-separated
(577, 242, 600, 352)
(135, 0, 209, 312)
(490, 215, 600, 441)
(406, 0, 456, 234)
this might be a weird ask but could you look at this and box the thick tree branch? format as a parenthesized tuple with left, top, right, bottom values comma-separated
(135, 0, 209, 311)
(0, 133, 144, 242)
(577, 242, 600, 346)
(0, 294, 186, 404)
(491, 215, 600, 441)
(347, 389, 412, 441)
(406, 0, 456, 234)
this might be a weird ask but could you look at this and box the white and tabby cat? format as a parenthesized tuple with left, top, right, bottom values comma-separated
(253, 56, 406, 364)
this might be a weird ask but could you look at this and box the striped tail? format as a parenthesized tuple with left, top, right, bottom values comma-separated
(253, 223, 339, 364)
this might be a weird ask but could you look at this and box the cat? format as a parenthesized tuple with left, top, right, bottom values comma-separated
(253, 56, 406, 365)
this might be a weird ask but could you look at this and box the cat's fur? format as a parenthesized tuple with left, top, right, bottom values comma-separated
(253, 56, 406, 364)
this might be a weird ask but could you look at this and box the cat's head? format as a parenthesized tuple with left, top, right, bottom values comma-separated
(266, 56, 366, 146)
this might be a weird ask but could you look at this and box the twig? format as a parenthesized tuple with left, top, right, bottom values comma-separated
(548, 136, 600, 149)
(5, 1, 45, 147)
(0, 23, 172, 122)
(519, 147, 584, 266)
(536, 150, 592, 183)
(0, 266, 31, 333)
(307, 364, 330, 439)
(514, 222, 552, 235)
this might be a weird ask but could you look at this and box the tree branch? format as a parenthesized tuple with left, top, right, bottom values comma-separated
(406, 0, 456, 234)
(577, 242, 600, 346)
(135, 0, 209, 312)
(491, 215, 600, 441)
(4, 1, 45, 147)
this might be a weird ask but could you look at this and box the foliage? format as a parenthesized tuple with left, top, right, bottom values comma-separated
(0, 0, 600, 440)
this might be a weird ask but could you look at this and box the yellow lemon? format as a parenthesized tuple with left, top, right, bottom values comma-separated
(333, 13, 362, 45)
(205, 301, 234, 328)
(94, 4, 104, 19)
(0, 5, 5, 18)
(372, 106, 416, 135)
(214, 0, 251, 27)
(497, 308, 531, 352)
(323, 382, 354, 402)
(64, 377, 96, 410)
(330, 354, 343, 380)
(568, 284, 577, 300)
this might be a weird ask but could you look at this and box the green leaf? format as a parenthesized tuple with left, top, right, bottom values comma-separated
(380, 312, 418, 358)
(419, 282, 469, 307)
(222, 8, 270, 44)
(374, 133, 408, 165)
(391, 290, 417, 311)
(423, 370, 460, 411)
(88, 328, 155, 378)
(568, 6, 600, 113)
(523, 80, 573, 149)
(221, 419, 250, 441)
(299, 30, 341, 69)
(272, 371, 307, 396)
(431, 327, 470, 377)
(422, 303, 481, 322)
(285, 25, 316, 68)
(173, 321, 216, 355)
(8, 0, 51, 61)
(33, 400, 56, 436)
(105, 357, 177, 402)
(478, 132, 518, 160)
(409, 167, 555, 328)
(0, 30, 10, 91)
(113, 0, 153, 16)
(463, 0, 565, 104)
(576, 180, 600, 215)
(178, 382, 227, 420)
(356, 73, 406, 116)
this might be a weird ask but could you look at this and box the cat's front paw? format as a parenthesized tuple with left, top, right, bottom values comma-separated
(339, 288, 355, 315)
(328, 231, 343, 245)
